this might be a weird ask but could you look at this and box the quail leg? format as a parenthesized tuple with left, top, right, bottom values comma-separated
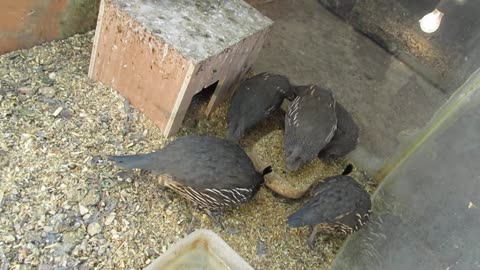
(307, 225, 320, 250)
(115, 170, 134, 182)
(185, 215, 197, 234)
(204, 208, 225, 230)
(157, 186, 171, 206)
(156, 175, 172, 204)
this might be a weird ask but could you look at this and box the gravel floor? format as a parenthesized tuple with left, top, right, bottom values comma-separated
(0, 32, 376, 269)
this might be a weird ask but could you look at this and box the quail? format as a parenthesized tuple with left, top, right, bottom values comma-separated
(287, 175, 371, 248)
(318, 101, 359, 159)
(284, 85, 337, 171)
(226, 72, 295, 142)
(107, 135, 271, 226)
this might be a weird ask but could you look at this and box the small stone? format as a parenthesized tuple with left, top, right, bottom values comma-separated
(44, 232, 60, 244)
(60, 108, 74, 119)
(3, 234, 16, 243)
(38, 264, 54, 270)
(225, 227, 239, 235)
(104, 213, 116, 226)
(81, 190, 100, 206)
(41, 76, 55, 86)
(48, 72, 56, 80)
(18, 87, 33, 95)
(87, 222, 102, 236)
(36, 130, 48, 140)
(97, 245, 107, 256)
(62, 202, 71, 210)
(256, 240, 267, 258)
(71, 244, 82, 257)
(78, 204, 89, 215)
(39, 87, 56, 98)
(63, 229, 85, 246)
(110, 229, 120, 240)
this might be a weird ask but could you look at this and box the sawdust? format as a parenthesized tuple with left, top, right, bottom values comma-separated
(0, 31, 376, 270)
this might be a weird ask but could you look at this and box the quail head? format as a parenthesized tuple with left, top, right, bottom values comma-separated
(226, 72, 295, 142)
(284, 85, 337, 171)
(287, 175, 371, 248)
(318, 101, 359, 159)
(106, 135, 271, 226)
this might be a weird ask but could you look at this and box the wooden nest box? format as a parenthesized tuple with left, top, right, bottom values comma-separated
(89, 0, 273, 136)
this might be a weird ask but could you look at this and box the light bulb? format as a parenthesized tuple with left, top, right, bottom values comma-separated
(419, 9, 444, 33)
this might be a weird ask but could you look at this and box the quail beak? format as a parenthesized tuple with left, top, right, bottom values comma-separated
(285, 155, 302, 172)
(226, 125, 244, 143)
(285, 147, 302, 172)
(226, 132, 239, 144)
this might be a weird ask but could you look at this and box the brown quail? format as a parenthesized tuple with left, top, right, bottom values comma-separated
(107, 135, 271, 226)
(287, 175, 371, 248)
(284, 85, 337, 171)
(227, 72, 295, 142)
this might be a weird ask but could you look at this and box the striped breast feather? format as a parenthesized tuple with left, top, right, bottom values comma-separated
(203, 187, 253, 204)
(167, 182, 226, 209)
(167, 180, 255, 210)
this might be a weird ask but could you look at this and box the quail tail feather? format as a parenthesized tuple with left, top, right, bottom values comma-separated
(106, 152, 164, 171)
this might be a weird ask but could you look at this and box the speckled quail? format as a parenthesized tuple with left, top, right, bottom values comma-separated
(318, 101, 359, 159)
(284, 85, 337, 171)
(226, 72, 295, 142)
(287, 175, 371, 248)
(107, 135, 271, 225)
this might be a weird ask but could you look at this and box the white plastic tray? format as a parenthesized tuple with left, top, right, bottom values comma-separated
(144, 229, 254, 270)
